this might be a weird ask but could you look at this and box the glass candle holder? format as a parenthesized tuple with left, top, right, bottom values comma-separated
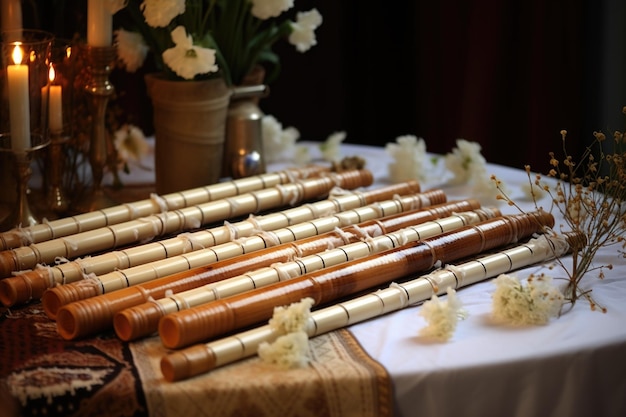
(72, 43, 117, 213)
(0, 29, 54, 230)
(44, 38, 77, 215)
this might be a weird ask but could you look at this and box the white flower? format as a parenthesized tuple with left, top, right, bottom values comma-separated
(470, 166, 505, 206)
(114, 29, 149, 72)
(444, 139, 487, 185)
(294, 145, 312, 166)
(268, 297, 314, 334)
(262, 115, 300, 163)
(258, 297, 314, 369)
(258, 331, 310, 369)
(491, 273, 564, 326)
(140, 0, 185, 28)
(319, 131, 346, 162)
(162, 26, 218, 80)
(419, 287, 466, 342)
(250, 0, 294, 20)
(288, 9, 323, 53)
(566, 196, 589, 224)
(386, 135, 427, 183)
(113, 124, 150, 163)
(521, 179, 548, 201)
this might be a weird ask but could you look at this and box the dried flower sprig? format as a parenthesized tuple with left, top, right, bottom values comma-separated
(494, 106, 626, 313)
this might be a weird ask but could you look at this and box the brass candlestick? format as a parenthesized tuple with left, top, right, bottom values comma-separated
(0, 143, 48, 231)
(47, 132, 70, 214)
(74, 45, 116, 213)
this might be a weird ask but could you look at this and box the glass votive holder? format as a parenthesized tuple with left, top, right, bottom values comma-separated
(0, 29, 54, 230)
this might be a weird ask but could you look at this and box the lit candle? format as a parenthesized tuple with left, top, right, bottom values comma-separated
(7, 44, 31, 151)
(47, 67, 63, 134)
(87, 0, 112, 47)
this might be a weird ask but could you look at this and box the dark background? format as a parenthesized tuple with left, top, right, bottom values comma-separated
(21, 0, 626, 172)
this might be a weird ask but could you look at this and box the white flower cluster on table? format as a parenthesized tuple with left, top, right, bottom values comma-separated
(262, 115, 301, 164)
(385, 135, 428, 183)
(419, 287, 467, 342)
(261, 115, 347, 166)
(113, 124, 152, 172)
(491, 273, 564, 325)
(385, 137, 506, 206)
(257, 297, 315, 369)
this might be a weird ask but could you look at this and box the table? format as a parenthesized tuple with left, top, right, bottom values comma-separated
(331, 146, 626, 417)
(1, 141, 625, 417)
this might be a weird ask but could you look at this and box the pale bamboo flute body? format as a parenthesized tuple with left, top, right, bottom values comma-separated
(113, 205, 499, 342)
(52, 198, 479, 340)
(0, 170, 376, 306)
(34, 180, 425, 314)
(0, 165, 330, 251)
(0, 169, 372, 280)
(157, 211, 554, 349)
(51, 192, 445, 339)
(38, 182, 431, 316)
(160, 231, 578, 382)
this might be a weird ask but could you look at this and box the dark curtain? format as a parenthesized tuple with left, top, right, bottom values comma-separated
(20, 0, 626, 172)
(263, 0, 625, 172)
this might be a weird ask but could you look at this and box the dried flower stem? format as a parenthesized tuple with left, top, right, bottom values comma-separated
(494, 107, 626, 313)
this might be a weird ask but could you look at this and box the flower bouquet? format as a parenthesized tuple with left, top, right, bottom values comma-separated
(114, 0, 323, 85)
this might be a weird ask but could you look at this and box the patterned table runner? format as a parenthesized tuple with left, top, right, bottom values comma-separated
(0, 302, 393, 417)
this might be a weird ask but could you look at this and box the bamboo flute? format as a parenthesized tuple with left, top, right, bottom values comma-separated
(27, 181, 426, 313)
(160, 230, 581, 382)
(112, 205, 499, 342)
(0, 169, 372, 281)
(44, 185, 439, 320)
(46, 188, 445, 328)
(0, 165, 330, 251)
(156, 210, 554, 349)
(53, 199, 482, 340)
(0, 177, 423, 308)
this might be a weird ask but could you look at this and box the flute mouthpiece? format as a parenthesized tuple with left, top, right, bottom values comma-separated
(161, 344, 217, 382)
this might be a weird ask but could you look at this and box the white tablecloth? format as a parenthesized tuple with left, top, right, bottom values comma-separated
(299, 142, 626, 417)
(121, 140, 626, 417)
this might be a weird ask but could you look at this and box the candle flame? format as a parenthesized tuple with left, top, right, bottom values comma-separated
(11, 44, 23, 65)
(49, 66, 56, 83)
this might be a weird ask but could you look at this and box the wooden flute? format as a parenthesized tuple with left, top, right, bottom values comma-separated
(18, 180, 423, 314)
(157, 210, 554, 349)
(52, 198, 481, 340)
(0, 170, 375, 306)
(160, 230, 582, 382)
(0, 165, 330, 251)
(112, 205, 499, 342)
(0, 169, 373, 280)
(36, 182, 432, 316)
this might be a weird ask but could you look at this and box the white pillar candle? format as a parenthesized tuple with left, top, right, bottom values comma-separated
(87, 0, 112, 47)
(7, 45, 31, 151)
(1, 0, 22, 41)
(47, 67, 63, 133)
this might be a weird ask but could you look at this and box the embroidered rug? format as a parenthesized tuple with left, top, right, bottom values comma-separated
(0, 302, 393, 417)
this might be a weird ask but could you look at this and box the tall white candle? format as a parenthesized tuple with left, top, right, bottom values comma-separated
(47, 67, 63, 133)
(87, 0, 112, 47)
(1, 0, 22, 41)
(7, 45, 31, 151)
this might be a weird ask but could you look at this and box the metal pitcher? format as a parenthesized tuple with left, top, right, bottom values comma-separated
(222, 84, 269, 179)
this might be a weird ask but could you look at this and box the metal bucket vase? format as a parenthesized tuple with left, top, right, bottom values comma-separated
(145, 74, 231, 195)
